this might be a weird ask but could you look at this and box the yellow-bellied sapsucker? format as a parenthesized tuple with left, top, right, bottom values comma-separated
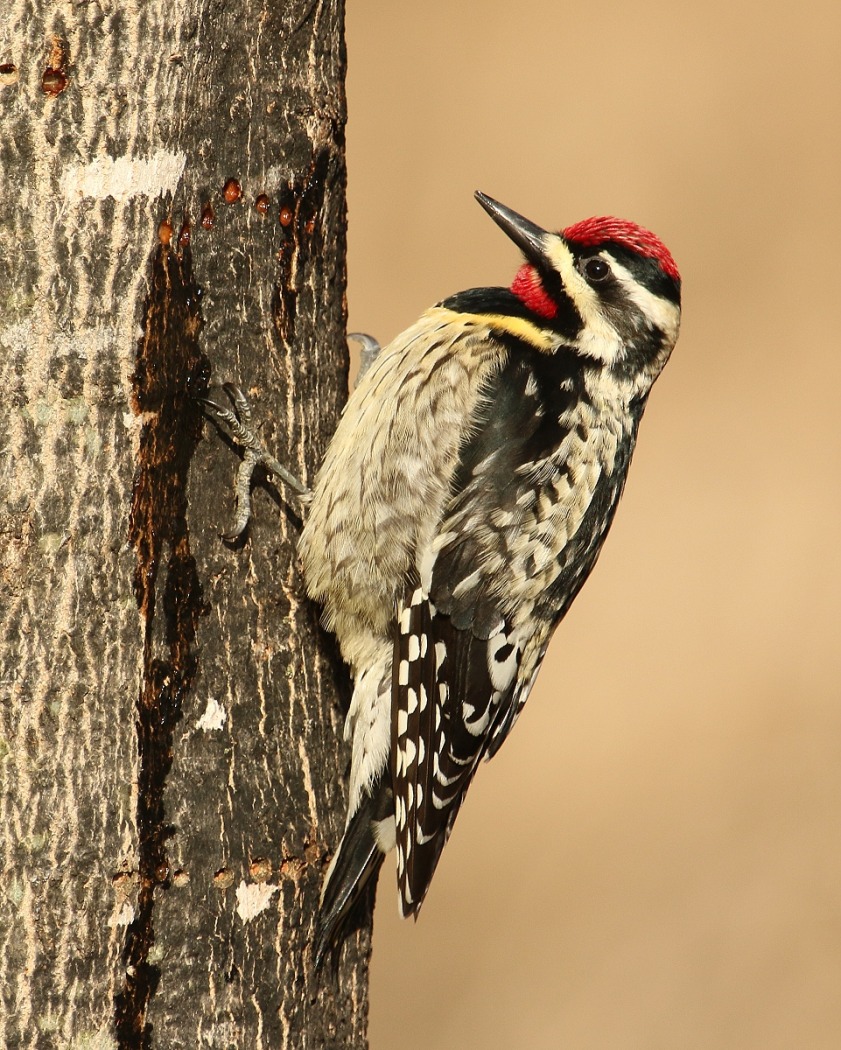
(298, 193, 681, 963)
(207, 191, 681, 966)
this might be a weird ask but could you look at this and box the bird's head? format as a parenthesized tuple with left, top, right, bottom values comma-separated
(475, 191, 681, 385)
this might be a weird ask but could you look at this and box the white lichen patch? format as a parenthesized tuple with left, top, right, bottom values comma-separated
(196, 695, 227, 732)
(110, 902, 135, 928)
(235, 880, 279, 922)
(60, 150, 186, 204)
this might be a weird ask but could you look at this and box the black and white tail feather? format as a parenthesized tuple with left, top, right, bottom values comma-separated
(314, 777, 391, 969)
(316, 578, 535, 964)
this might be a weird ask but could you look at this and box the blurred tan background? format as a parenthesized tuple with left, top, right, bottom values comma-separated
(343, 2, 841, 1047)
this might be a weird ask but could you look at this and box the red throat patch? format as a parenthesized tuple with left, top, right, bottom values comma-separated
(510, 264, 557, 319)
(563, 217, 680, 281)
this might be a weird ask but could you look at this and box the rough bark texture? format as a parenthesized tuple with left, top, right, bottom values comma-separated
(0, 2, 368, 1047)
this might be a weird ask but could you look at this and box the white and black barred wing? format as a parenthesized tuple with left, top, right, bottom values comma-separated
(391, 349, 578, 914)
(392, 585, 524, 915)
(390, 341, 640, 914)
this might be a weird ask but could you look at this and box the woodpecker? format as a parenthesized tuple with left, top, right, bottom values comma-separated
(206, 191, 681, 965)
(293, 192, 681, 963)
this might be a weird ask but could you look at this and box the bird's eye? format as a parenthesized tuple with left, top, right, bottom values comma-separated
(583, 257, 611, 283)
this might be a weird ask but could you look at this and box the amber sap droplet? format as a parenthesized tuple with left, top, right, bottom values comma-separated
(41, 67, 68, 96)
(0, 63, 18, 86)
(304, 216, 316, 235)
(279, 205, 293, 227)
(213, 867, 235, 890)
(200, 203, 214, 230)
(223, 178, 242, 204)
(158, 219, 173, 245)
(178, 221, 191, 248)
(249, 857, 272, 882)
(254, 194, 269, 216)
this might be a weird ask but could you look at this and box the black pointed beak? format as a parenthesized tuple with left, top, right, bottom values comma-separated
(474, 192, 551, 266)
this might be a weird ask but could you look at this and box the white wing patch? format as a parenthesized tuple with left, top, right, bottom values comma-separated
(487, 627, 522, 693)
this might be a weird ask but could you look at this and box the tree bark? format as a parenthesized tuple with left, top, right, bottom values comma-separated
(0, 1, 368, 1047)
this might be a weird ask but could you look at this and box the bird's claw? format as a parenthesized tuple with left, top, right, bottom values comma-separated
(202, 384, 310, 541)
(348, 332, 382, 386)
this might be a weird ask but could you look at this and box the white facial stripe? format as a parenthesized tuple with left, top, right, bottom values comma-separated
(608, 258, 681, 346)
(542, 236, 623, 365)
(543, 236, 680, 363)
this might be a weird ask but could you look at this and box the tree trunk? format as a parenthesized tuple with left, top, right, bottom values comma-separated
(0, 2, 368, 1047)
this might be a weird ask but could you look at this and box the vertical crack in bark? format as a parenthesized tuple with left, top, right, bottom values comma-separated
(115, 240, 209, 1048)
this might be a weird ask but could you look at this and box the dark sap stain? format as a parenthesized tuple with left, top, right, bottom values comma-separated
(273, 148, 331, 348)
(115, 236, 209, 1049)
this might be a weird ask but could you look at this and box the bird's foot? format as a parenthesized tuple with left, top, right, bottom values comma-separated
(201, 383, 310, 541)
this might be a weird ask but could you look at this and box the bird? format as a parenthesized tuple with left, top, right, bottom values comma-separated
(297, 192, 681, 964)
(205, 191, 681, 966)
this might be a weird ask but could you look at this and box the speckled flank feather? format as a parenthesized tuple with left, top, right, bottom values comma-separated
(301, 194, 681, 956)
(299, 308, 509, 678)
